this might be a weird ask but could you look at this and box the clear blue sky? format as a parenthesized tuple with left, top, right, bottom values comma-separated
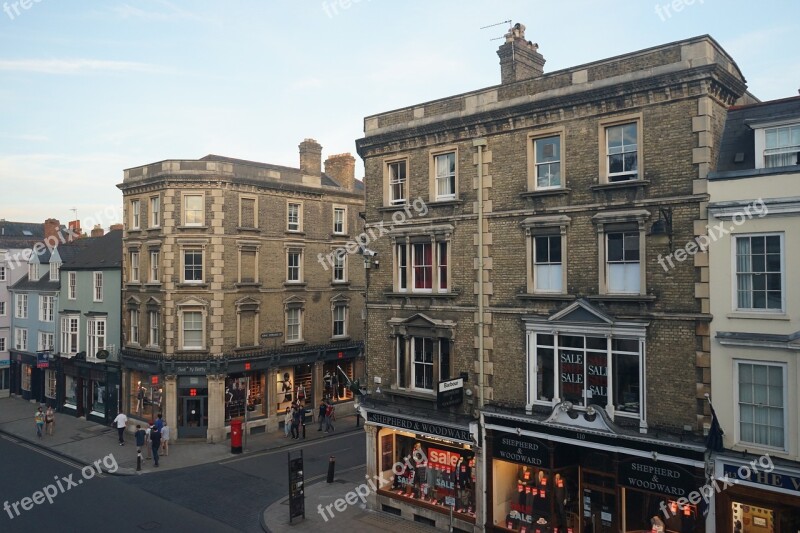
(1, 0, 798, 227)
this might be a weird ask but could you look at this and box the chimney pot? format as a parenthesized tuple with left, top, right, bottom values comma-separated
(497, 23, 545, 84)
(91, 224, 105, 237)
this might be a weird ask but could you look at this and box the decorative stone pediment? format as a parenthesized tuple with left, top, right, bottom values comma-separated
(543, 402, 617, 434)
(388, 313, 456, 338)
(548, 299, 613, 325)
(176, 296, 209, 308)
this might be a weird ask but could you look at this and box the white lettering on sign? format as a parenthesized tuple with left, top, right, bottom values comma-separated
(438, 378, 463, 392)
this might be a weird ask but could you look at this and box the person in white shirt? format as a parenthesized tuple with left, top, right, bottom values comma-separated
(160, 421, 170, 456)
(113, 411, 128, 446)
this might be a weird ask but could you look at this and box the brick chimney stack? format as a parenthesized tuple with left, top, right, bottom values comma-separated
(324, 153, 356, 191)
(44, 218, 61, 246)
(299, 138, 322, 177)
(68, 220, 82, 241)
(497, 23, 545, 84)
(91, 224, 104, 237)
(109, 223, 124, 231)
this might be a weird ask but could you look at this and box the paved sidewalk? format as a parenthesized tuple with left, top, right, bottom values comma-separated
(261, 466, 439, 533)
(0, 396, 363, 476)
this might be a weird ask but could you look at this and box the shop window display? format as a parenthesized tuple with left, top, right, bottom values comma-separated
(276, 366, 312, 414)
(323, 360, 353, 403)
(91, 382, 106, 415)
(130, 372, 162, 421)
(64, 375, 77, 408)
(225, 372, 264, 421)
(378, 430, 476, 520)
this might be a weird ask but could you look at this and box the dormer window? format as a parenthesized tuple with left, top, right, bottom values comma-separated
(764, 124, 800, 168)
(28, 262, 38, 281)
(49, 261, 60, 281)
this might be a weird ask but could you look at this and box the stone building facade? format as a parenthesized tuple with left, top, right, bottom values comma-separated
(356, 27, 753, 532)
(117, 140, 365, 442)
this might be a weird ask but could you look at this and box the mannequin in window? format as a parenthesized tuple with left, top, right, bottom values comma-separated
(554, 473, 568, 528)
(323, 370, 333, 399)
(531, 469, 549, 516)
(281, 372, 292, 403)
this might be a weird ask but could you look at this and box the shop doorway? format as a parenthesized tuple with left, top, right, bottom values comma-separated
(179, 393, 208, 438)
(582, 470, 617, 532)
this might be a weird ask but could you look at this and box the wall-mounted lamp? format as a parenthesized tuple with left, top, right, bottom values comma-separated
(649, 207, 673, 251)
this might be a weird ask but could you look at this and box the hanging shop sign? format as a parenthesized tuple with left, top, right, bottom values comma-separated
(437, 377, 464, 408)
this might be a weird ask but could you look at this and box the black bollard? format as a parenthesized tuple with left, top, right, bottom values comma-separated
(327, 455, 335, 483)
(356, 413, 360, 427)
(136, 449, 142, 472)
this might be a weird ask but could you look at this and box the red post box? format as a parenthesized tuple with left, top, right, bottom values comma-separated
(230, 419, 243, 454)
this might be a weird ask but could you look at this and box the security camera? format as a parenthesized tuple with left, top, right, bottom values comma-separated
(360, 247, 378, 257)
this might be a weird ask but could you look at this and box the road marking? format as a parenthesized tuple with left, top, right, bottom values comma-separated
(0, 434, 106, 477)
(219, 431, 362, 465)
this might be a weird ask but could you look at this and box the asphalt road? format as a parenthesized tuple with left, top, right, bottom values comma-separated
(0, 431, 366, 533)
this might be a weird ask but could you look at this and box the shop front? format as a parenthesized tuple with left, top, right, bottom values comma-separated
(58, 355, 120, 424)
(714, 455, 800, 532)
(363, 407, 479, 532)
(120, 341, 363, 442)
(484, 408, 707, 533)
(9, 350, 45, 402)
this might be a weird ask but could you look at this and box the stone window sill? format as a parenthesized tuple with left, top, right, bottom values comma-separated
(590, 180, 650, 192)
(586, 294, 657, 303)
(384, 290, 460, 299)
(177, 225, 209, 231)
(177, 282, 208, 289)
(428, 199, 464, 207)
(385, 388, 436, 401)
(235, 282, 262, 288)
(236, 227, 261, 233)
(520, 188, 572, 199)
(283, 282, 307, 289)
(517, 293, 577, 301)
(726, 312, 790, 321)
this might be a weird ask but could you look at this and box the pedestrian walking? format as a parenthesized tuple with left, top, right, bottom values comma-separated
(154, 412, 164, 432)
(324, 401, 335, 433)
(317, 400, 326, 431)
(113, 411, 128, 446)
(160, 421, 170, 456)
(34, 407, 45, 438)
(150, 423, 162, 467)
(283, 407, 292, 438)
(145, 424, 152, 459)
(290, 406, 301, 439)
(134, 424, 146, 453)
(45, 406, 55, 436)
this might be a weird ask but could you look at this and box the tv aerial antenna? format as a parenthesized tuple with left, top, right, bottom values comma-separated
(480, 19, 512, 41)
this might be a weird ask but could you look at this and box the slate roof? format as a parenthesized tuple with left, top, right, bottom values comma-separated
(62, 230, 122, 270)
(200, 154, 364, 191)
(714, 96, 800, 174)
(0, 221, 43, 249)
(9, 237, 97, 292)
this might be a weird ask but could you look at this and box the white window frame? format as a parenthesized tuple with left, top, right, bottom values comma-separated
(411, 337, 434, 392)
(68, 271, 76, 300)
(286, 307, 303, 343)
(129, 309, 139, 345)
(15, 294, 27, 319)
(755, 123, 800, 169)
(182, 248, 204, 284)
(39, 295, 54, 322)
(0, 337, 5, 352)
(732, 233, 785, 313)
(150, 250, 160, 283)
(86, 317, 106, 358)
(606, 231, 641, 295)
(150, 196, 161, 228)
(148, 311, 160, 347)
(332, 304, 347, 338)
(286, 249, 303, 283)
(394, 239, 450, 294)
(183, 193, 205, 227)
(60, 316, 79, 355)
(38, 331, 54, 352)
(287, 202, 303, 232)
(93, 272, 103, 302)
(333, 206, 346, 235)
(0, 301, 5, 316)
(599, 115, 642, 184)
(0, 266, 6, 282)
(45, 369, 57, 399)
(15, 327, 27, 351)
(131, 199, 141, 229)
(49, 261, 59, 281)
(735, 360, 787, 451)
(332, 252, 347, 283)
(180, 310, 205, 350)
(130, 251, 140, 283)
(430, 149, 458, 201)
(533, 235, 563, 294)
(386, 158, 408, 206)
(28, 262, 38, 281)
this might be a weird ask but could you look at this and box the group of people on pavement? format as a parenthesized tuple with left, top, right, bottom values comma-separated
(112, 410, 170, 467)
(33, 406, 55, 438)
(283, 398, 336, 439)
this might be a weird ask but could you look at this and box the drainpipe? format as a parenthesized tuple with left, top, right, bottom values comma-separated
(473, 138, 487, 410)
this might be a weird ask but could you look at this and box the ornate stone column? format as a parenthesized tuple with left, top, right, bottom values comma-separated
(164, 374, 177, 439)
(206, 373, 226, 443)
